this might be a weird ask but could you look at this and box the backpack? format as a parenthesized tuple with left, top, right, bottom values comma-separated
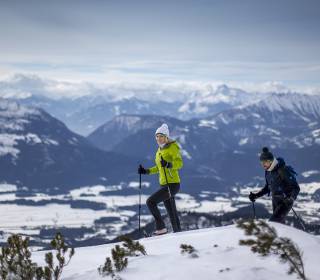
(277, 165, 300, 196)
(277, 165, 298, 182)
(264, 164, 299, 196)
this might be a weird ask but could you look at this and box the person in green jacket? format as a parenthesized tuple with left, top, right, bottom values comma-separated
(138, 123, 183, 235)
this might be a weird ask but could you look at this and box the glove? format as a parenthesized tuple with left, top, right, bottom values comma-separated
(138, 165, 149, 175)
(249, 192, 258, 202)
(283, 196, 294, 206)
(160, 157, 172, 168)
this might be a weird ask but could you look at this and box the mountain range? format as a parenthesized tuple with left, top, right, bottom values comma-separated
(0, 98, 136, 193)
(1, 75, 320, 194)
(3, 74, 271, 135)
(88, 92, 320, 190)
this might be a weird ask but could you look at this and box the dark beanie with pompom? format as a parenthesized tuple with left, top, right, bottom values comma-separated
(259, 147, 274, 161)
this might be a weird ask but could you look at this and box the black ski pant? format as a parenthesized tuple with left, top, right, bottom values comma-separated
(146, 183, 181, 232)
(269, 195, 293, 223)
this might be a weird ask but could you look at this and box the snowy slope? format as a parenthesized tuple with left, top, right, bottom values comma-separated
(33, 223, 320, 280)
(0, 98, 136, 192)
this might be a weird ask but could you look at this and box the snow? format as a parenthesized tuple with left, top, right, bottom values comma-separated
(128, 181, 150, 189)
(251, 93, 320, 120)
(0, 204, 128, 229)
(1, 181, 319, 245)
(238, 138, 249, 145)
(0, 184, 152, 237)
(177, 134, 186, 144)
(233, 150, 245, 154)
(180, 148, 192, 160)
(176, 193, 237, 214)
(218, 114, 230, 125)
(110, 115, 142, 131)
(299, 182, 320, 194)
(71, 192, 150, 208)
(0, 145, 20, 158)
(311, 129, 320, 138)
(265, 128, 281, 135)
(69, 185, 122, 197)
(0, 99, 39, 118)
(32, 223, 320, 280)
(192, 200, 237, 213)
(198, 119, 218, 129)
(0, 133, 59, 158)
(0, 183, 17, 192)
(301, 170, 320, 178)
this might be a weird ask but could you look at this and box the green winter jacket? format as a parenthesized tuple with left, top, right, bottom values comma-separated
(148, 141, 183, 186)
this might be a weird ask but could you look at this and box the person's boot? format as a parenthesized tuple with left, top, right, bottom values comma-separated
(153, 228, 168, 236)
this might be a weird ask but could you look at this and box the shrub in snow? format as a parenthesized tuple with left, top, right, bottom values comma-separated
(180, 244, 199, 258)
(41, 232, 75, 280)
(237, 219, 307, 280)
(98, 237, 147, 278)
(98, 257, 115, 278)
(111, 245, 128, 273)
(0, 234, 41, 279)
(119, 236, 147, 256)
(98, 245, 128, 279)
(0, 232, 74, 280)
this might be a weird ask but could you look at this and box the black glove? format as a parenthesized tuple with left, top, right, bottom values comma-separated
(249, 192, 258, 202)
(138, 165, 149, 175)
(160, 157, 172, 168)
(283, 196, 294, 206)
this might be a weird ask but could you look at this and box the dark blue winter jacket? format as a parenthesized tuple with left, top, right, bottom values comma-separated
(257, 158, 300, 200)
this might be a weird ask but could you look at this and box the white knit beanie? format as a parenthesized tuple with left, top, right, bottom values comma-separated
(155, 123, 169, 138)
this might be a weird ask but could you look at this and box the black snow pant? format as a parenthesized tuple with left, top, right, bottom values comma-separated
(269, 195, 293, 223)
(146, 183, 181, 232)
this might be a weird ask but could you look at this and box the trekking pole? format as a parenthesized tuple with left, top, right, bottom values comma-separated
(283, 194, 307, 232)
(138, 164, 142, 238)
(252, 201, 256, 220)
(160, 155, 179, 232)
(291, 207, 306, 232)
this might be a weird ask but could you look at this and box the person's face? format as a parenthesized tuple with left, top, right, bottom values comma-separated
(156, 134, 167, 146)
(261, 160, 273, 170)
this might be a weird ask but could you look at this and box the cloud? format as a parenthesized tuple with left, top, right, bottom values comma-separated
(0, 73, 319, 104)
(1, 59, 320, 89)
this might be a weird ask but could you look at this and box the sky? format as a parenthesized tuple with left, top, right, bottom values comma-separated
(0, 0, 319, 92)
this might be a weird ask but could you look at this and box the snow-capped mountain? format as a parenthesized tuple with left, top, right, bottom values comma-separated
(201, 92, 320, 149)
(2, 73, 292, 136)
(32, 223, 320, 280)
(87, 114, 187, 152)
(0, 99, 136, 193)
(178, 84, 260, 119)
(87, 93, 320, 187)
(16, 94, 183, 136)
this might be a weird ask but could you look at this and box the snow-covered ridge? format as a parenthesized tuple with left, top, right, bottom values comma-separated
(178, 84, 259, 115)
(104, 115, 143, 131)
(0, 133, 58, 158)
(0, 99, 60, 158)
(0, 99, 42, 132)
(242, 92, 320, 118)
(32, 223, 320, 280)
(0, 98, 39, 118)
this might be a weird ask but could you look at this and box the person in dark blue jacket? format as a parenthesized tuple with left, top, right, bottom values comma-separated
(249, 147, 300, 223)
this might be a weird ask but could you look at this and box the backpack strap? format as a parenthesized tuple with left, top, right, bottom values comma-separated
(277, 166, 286, 181)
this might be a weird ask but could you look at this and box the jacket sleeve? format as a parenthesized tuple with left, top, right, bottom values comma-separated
(282, 168, 300, 200)
(171, 144, 183, 170)
(148, 165, 159, 175)
(256, 182, 270, 197)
